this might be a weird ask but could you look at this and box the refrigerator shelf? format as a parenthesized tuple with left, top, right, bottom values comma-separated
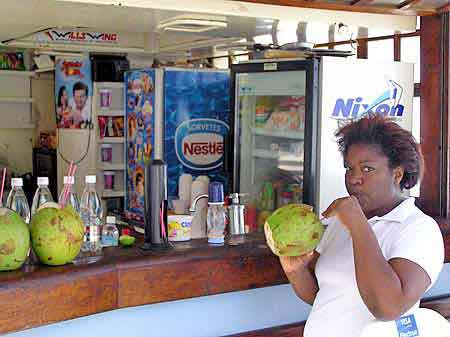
(251, 128, 304, 140)
(253, 149, 303, 162)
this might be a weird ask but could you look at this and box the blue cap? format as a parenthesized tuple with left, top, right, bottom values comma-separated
(209, 182, 224, 203)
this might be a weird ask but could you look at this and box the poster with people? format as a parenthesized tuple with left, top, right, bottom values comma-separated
(124, 69, 155, 221)
(55, 57, 92, 129)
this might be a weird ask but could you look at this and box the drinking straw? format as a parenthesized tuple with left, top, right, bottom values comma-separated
(0, 168, 6, 206)
(160, 206, 167, 240)
(60, 161, 73, 207)
(63, 164, 77, 206)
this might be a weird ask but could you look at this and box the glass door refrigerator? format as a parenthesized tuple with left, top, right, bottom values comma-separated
(230, 59, 319, 232)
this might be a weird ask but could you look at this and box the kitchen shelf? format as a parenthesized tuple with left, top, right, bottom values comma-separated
(99, 163, 125, 171)
(97, 109, 124, 117)
(93, 82, 126, 207)
(253, 149, 303, 162)
(98, 137, 125, 144)
(0, 97, 34, 103)
(0, 70, 35, 77)
(19, 123, 36, 129)
(251, 128, 304, 140)
(102, 190, 125, 198)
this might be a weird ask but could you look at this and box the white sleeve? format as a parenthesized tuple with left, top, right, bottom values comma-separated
(315, 217, 335, 254)
(385, 218, 444, 287)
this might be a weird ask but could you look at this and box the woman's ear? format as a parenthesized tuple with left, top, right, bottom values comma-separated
(393, 166, 405, 185)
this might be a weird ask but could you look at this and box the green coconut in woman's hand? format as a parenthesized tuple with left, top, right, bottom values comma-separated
(264, 204, 324, 256)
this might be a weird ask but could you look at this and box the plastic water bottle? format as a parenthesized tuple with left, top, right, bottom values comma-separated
(6, 178, 30, 224)
(78, 175, 103, 263)
(31, 177, 54, 215)
(206, 182, 227, 245)
(58, 176, 80, 213)
(101, 215, 119, 247)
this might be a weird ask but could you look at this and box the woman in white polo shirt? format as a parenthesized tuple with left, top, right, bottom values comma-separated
(280, 115, 444, 337)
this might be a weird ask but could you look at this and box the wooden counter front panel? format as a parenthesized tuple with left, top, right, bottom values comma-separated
(118, 260, 213, 307)
(0, 268, 117, 334)
(118, 255, 287, 308)
(206, 256, 288, 294)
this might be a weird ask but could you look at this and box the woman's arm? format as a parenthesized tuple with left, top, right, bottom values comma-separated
(279, 251, 320, 305)
(323, 196, 430, 321)
(350, 223, 430, 321)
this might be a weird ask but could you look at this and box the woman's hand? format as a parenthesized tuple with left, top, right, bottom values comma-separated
(279, 251, 315, 274)
(322, 196, 368, 234)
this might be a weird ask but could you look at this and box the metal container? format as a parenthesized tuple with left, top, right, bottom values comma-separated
(142, 159, 169, 250)
(228, 193, 246, 235)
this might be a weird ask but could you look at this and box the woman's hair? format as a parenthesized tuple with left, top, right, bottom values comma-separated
(57, 86, 67, 107)
(335, 114, 424, 190)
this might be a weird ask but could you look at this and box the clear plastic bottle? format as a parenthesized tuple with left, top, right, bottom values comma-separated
(206, 182, 227, 245)
(6, 178, 30, 224)
(101, 215, 119, 247)
(58, 176, 80, 213)
(31, 177, 54, 215)
(77, 175, 103, 263)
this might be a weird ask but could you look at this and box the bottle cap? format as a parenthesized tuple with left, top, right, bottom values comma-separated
(208, 182, 224, 203)
(63, 176, 75, 185)
(106, 215, 116, 224)
(229, 193, 240, 205)
(11, 178, 23, 187)
(37, 177, 49, 186)
(85, 175, 96, 184)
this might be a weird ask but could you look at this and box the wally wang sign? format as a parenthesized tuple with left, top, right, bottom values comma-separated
(38, 30, 119, 44)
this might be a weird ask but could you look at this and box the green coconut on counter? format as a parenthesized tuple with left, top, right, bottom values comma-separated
(264, 203, 324, 257)
(30, 203, 84, 266)
(119, 235, 135, 247)
(0, 208, 30, 271)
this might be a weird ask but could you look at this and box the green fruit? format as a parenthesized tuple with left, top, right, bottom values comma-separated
(30, 204, 84, 266)
(264, 203, 324, 257)
(119, 235, 135, 247)
(0, 208, 30, 271)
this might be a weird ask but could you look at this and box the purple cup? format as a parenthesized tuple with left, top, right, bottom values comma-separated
(101, 144, 112, 162)
(100, 89, 112, 108)
(104, 171, 115, 190)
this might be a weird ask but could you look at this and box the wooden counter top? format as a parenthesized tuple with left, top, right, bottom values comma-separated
(0, 233, 287, 335)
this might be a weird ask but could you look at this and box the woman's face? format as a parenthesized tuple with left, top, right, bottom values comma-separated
(62, 90, 68, 104)
(344, 143, 403, 217)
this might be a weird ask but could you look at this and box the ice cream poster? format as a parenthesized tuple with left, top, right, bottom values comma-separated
(125, 69, 155, 220)
(55, 56, 92, 129)
(164, 69, 230, 200)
